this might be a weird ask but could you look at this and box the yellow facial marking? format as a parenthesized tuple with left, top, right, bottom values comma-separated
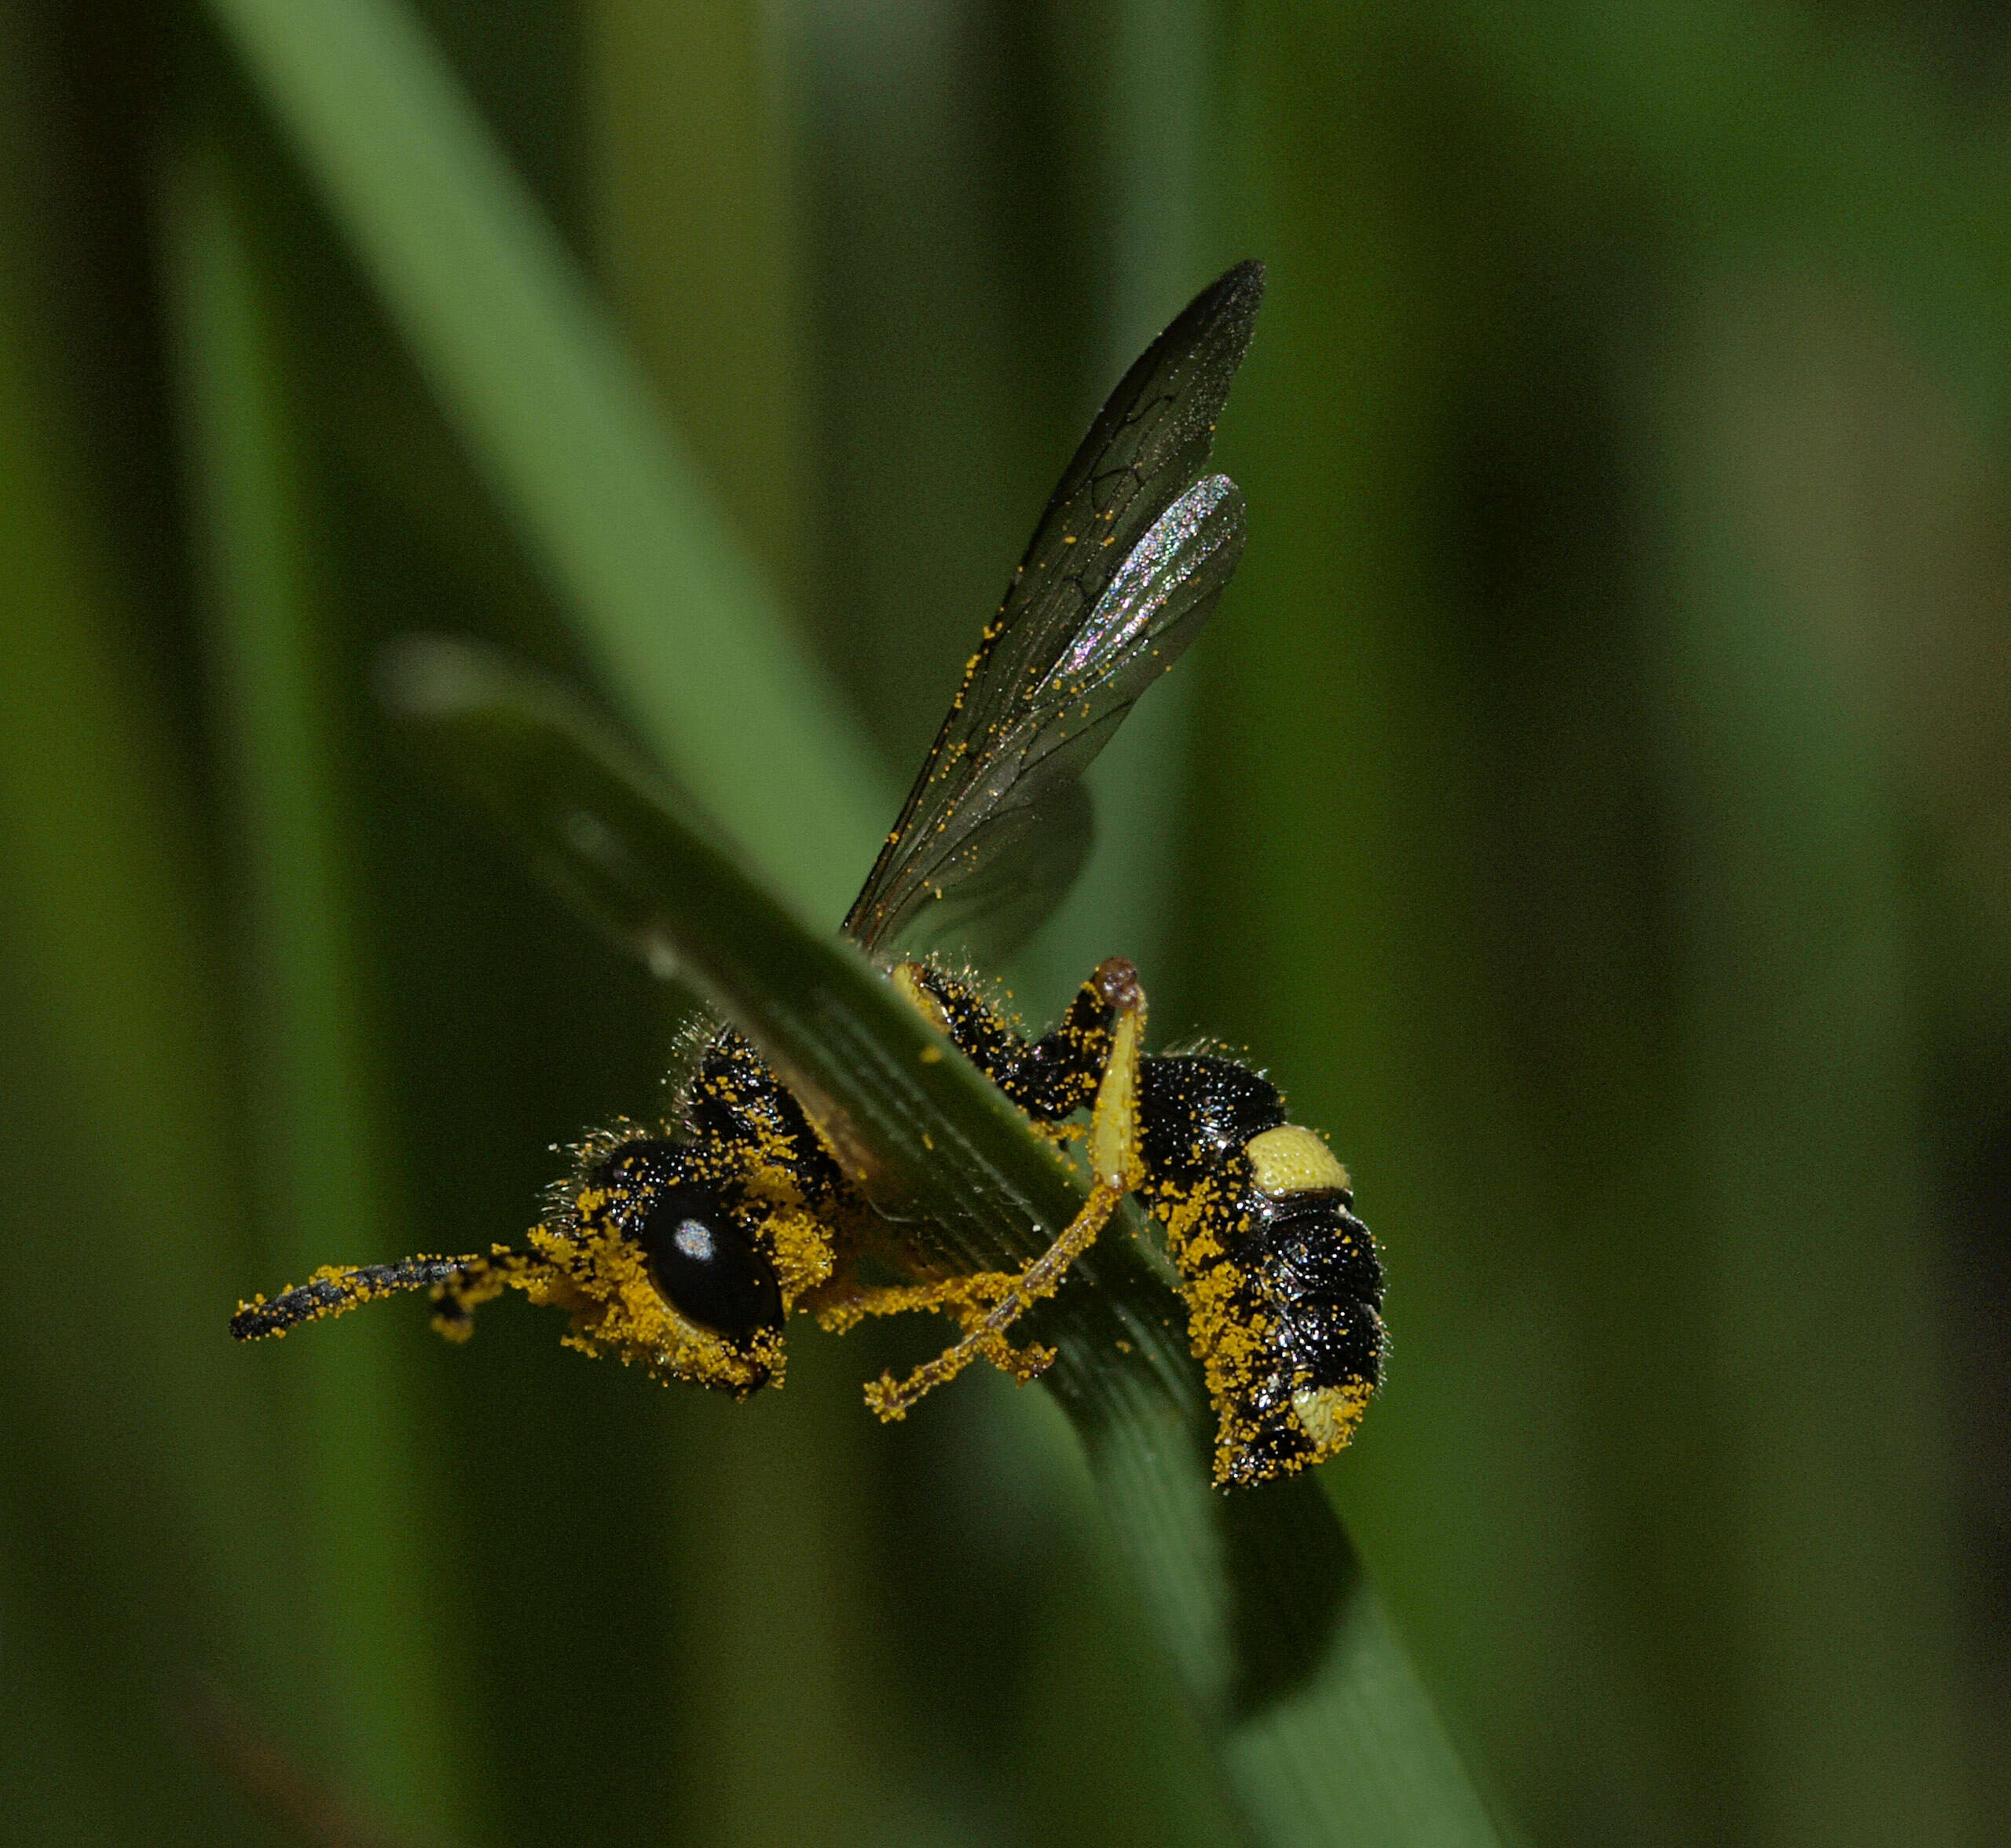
(1245, 1124, 1349, 1197)
(761, 1203, 837, 1304)
(522, 1218, 781, 1394)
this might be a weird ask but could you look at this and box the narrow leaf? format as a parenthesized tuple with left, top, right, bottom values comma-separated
(386, 638, 1505, 1846)
(160, 141, 465, 1832)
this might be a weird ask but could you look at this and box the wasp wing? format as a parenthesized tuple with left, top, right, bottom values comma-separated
(882, 779, 1095, 969)
(844, 261, 1264, 959)
(861, 478, 1244, 960)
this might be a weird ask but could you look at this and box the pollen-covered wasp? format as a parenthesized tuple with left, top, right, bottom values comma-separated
(232, 260, 1385, 1487)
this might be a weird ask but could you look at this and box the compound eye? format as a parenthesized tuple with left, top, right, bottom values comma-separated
(632, 1180, 784, 1344)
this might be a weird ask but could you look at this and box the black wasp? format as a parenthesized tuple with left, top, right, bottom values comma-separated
(233, 262, 1385, 1487)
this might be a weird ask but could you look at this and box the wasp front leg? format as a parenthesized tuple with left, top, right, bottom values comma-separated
(863, 959, 1149, 1419)
(804, 1270, 1017, 1336)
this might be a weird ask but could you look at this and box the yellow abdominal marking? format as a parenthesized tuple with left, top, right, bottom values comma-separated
(1155, 1167, 1370, 1485)
(1291, 1380, 1373, 1453)
(1244, 1124, 1349, 1196)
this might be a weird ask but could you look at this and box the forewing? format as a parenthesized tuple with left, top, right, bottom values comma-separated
(845, 260, 1264, 955)
(851, 472, 1246, 959)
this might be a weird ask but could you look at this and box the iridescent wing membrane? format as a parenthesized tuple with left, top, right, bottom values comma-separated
(841, 261, 1265, 961)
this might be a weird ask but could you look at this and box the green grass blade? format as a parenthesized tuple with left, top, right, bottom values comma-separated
(199, 0, 889, 918)
(1647, 299, 1969, 1844)
(385, 637, 1505, 1846)
(379, 635, 1090, 1260)
(0, 33, 298, 1838)
(159, 138, 467, 1835)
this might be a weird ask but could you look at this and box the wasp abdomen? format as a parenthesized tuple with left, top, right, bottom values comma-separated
(1137, 1056, 1385, 1486)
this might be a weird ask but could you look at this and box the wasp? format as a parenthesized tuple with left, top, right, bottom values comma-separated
(232, 262, 1385, 1487)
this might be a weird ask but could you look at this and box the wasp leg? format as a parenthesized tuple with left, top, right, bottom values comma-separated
(863, 959, 1148, 1420)
(859, 1183, 1121, 1417)
(805, 1271, 1016, 1336)
(894, 958, 1124, 1124)
(1082, 959, 1147, 1194)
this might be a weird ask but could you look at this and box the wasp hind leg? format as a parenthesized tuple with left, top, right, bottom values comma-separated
(863, 958, 1148, 1421)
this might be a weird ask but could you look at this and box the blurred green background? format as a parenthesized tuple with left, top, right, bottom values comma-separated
(2, 0, 2005, 1843)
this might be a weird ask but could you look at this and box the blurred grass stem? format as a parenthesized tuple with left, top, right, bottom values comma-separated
(201, 0, 890, 918)
(160, 138, 465, 1836)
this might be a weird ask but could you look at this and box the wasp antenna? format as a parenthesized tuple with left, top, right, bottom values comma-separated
(231, 1254, 485, 1340)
